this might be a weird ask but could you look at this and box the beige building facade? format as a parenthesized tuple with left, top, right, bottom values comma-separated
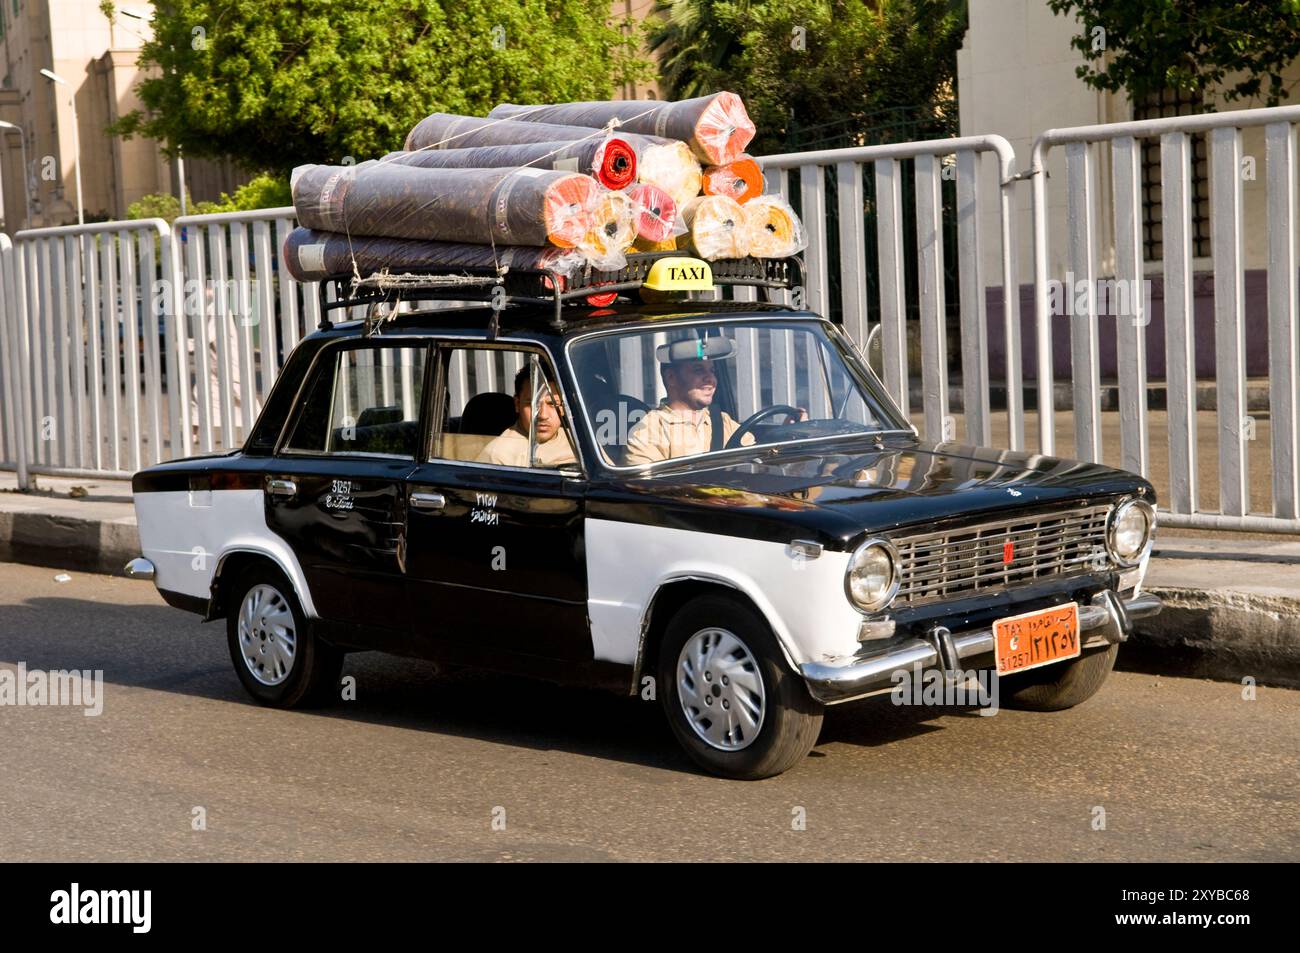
(0, 0, 241, 234)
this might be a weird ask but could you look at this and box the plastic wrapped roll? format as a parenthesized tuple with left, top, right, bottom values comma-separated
(744, 194, 807, 258)
(633, 236, 678, 253)
(490, 92, 756, 165)
(383, 137, 636, 191)
(401, 112, 696, 199)
(680, 194, 748, 260)
(292, 161, 600, 249)
(637, 140, 702, 208)
(626, 183, 678, 244)
(281, 227, 583, 283)
(404, 112, 666, 156)
(702, 155, 763, 204)
(581, 190, 637, 263)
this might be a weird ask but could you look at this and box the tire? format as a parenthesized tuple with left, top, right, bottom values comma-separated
(1000, 643, 1118, 712)
(658, 594, 823, 780)
(225, 564, 342, 709)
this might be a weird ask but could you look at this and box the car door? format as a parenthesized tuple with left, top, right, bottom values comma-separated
(403, 342, 591, 663)
(264, 340, 429, 640)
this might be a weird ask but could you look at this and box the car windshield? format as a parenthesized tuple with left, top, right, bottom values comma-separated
(568, 318, 909, 469)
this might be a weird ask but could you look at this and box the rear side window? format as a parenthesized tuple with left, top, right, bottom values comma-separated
(284, 345, 426, 458)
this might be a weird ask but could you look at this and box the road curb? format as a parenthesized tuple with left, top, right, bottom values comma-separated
(1124, 585, 1300, 690)
(0, 509, 140, 577)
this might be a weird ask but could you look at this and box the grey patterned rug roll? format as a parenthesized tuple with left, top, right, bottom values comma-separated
(488, 93, 755, 165)
(403, 112, 667, 155)
(281, 227, 581, 283)
(382, 137, 636, 190)
(291, 161, 601, 248)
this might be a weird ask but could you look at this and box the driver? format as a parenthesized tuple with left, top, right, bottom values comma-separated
(624, 336, 754, 465)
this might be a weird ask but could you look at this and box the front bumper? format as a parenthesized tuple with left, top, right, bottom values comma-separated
(800, 590, 1162, 705)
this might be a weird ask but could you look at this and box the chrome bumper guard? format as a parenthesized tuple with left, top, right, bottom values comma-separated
(800, 591, 1163, 705)
(124, 557, 156, 581)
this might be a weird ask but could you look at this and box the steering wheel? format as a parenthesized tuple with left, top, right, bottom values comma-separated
(725, 405, 803, 449)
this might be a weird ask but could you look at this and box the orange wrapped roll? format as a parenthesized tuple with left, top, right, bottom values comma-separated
(680, 194, 748, 260)
(702, 155, 763, 204)
(542, 173, 603, 248)
(489, 92, 756, 166)
(291, 162, 632, 267)
(743, 194, 807, 258)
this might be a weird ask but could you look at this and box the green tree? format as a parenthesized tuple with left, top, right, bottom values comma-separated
(648, 0, 967, 151)
(648, 0, 748, 100)
(1049, 0, 1300, 105)
(110, 1, 651, 175)
(127, 173, 292, 223)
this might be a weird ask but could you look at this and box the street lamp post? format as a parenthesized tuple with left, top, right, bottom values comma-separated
(0, 120, 32, 230)
(39, 68, 84, 226)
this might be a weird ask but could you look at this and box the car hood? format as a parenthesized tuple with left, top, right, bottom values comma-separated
(596, 435, 1152, 547)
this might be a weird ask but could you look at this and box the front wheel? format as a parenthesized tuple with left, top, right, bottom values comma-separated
(1000, 643, 1118, 712)
(226, 565, 342, 709)
(658, 595, 823, 780)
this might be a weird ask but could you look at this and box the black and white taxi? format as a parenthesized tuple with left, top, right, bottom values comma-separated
(127, 254, 1162, 779)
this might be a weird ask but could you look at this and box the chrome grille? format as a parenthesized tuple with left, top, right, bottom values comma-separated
(892, 505, 1111, 607)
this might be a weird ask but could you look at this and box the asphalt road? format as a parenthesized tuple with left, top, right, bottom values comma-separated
(1, 561, 1296, 862)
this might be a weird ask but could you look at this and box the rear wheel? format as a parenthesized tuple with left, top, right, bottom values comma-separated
(226, 565, 342, 709)
(658, 595, 823, 780)
(1000, 643, 1118, 712)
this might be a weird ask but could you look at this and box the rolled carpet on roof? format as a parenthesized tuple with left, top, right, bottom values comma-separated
(489, 92, 756, 166)
(382, 137, 636, 191)
(291, 161, 625, 255)
(281, 227, 583, 283)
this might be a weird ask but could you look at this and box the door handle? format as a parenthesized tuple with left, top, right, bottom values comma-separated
(410, 491, 446, 511)
(267, 478, 297, 499)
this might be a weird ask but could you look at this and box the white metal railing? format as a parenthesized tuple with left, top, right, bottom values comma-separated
(170, 206, 313, 457)
(0, 231, 24, 483)
(758, 135, 1022, 450)
(1029, 104, 1300, 532)
(6, 219, 177, 480)
(0, 119, 1297, 534)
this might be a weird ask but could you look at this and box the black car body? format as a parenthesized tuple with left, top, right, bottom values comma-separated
(129, 256, 1162, 778)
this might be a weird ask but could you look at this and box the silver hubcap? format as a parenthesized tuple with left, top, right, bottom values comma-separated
(237, 583, 297, 686)
(676, 627, 766, 751)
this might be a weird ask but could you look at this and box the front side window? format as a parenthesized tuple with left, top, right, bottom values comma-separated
(568, 320, 906, 468)
(284, 345, 426, 458)
(430, 346, 579, 471)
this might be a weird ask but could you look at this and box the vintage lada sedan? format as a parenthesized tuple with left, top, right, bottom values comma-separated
(128, 255, 1162, 779)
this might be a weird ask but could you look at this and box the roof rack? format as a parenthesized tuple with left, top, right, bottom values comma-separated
(314, 251, 806, 336)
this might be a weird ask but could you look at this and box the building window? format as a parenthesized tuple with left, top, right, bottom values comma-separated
(1137, 88, 1211, 262)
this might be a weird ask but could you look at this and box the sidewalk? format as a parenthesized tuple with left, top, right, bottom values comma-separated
(2, 472, 1298, 687)
(0, 474, 139, 576)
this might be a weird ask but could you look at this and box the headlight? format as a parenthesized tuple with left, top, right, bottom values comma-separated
(1107, 499, 1155, 567)
(845, 538, 899, 612)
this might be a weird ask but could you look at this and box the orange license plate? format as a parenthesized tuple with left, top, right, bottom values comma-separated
(993, 603, 1081, 675)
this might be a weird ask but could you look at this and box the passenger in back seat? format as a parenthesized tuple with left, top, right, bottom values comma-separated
(478, 367, 577, 468)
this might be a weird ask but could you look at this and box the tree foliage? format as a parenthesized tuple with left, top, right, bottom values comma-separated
(648, 0, 967, 151)
(110, 1, 651, 174)
(1048, 0, 1300, 105)
(127, 173, 292, 223)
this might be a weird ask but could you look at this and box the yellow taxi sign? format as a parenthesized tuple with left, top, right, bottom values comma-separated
(643, 256, 714, 292)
